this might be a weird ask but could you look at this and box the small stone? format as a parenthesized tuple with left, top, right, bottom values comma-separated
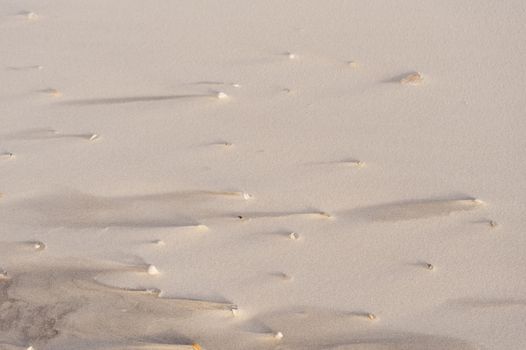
(41, 88, 62, 97)
(0, 152, 15, 161)
(400, 72, 423, 85)
(32, 241, 46, 251)
(277, 272, 292, 281)
(145, 288, 162, 297)
(343, 160, 365, 167)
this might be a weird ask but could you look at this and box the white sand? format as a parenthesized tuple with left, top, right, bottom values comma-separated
(1, 1, 525, 349)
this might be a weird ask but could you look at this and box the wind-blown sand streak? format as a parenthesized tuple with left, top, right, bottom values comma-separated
(0, 152, 15, 160)
(346, 198, 484, 222)
(6, 65, 43, 71)
(103, 344, 202, 350)
(60, 93, 221, 106)
(2, 129, 98, 142)
(0, 190, 251, 229)
(0, 241, 46, 253)
(0, 259, 235, 349)
(233, 210, 332, 221)
(305, 159, 365, 168)
(116, 191, 253, 202)
(446, 298, 526, 309)
(244, 308, 481, 350)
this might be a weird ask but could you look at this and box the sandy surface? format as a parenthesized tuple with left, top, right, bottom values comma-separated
(1, 1, 526, 349)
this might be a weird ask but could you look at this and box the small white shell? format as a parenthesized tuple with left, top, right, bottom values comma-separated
(242, 192, 253, 200)
(147, 265, 160, 275)
(274, 331, 284, 340)
(216, 91, 229, 99)
(26, 12, 38, 20)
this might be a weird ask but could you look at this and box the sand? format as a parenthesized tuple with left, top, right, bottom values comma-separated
(1, 1, 525, 349)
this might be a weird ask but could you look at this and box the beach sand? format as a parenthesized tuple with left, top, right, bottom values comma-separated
(1, 1, 525, 349)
